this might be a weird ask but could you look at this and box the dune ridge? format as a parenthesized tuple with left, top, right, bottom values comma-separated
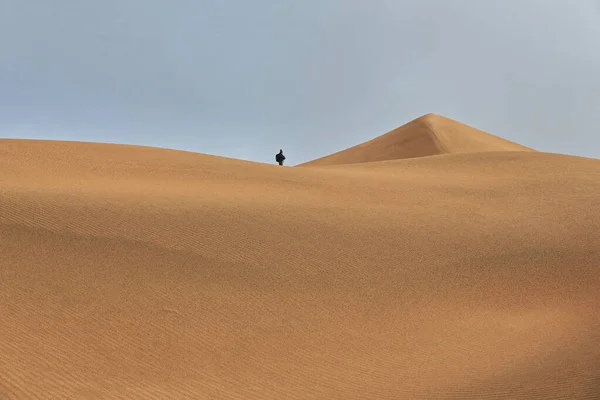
(0, 130, 599, 399)
(299, 113, 535, 166)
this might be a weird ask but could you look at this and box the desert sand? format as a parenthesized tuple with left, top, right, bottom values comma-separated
(299, 114, 535, 166)
(0, 114, 599, 399)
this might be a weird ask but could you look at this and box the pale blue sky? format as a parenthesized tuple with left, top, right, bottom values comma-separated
(1, 0, 599, 165)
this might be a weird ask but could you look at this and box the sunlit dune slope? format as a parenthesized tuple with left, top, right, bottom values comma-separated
(299, 113, 535, 166)
(0, 139, 598, 400)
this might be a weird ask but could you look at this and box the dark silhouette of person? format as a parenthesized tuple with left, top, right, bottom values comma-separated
(276, 149, 286, 166)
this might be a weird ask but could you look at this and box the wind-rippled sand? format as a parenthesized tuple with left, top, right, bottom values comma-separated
(1, 114, 598, 399)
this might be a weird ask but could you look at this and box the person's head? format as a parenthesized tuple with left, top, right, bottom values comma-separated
(279, 149, 283, 154)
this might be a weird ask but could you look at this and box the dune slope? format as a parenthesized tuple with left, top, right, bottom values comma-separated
(0, 139, 599, 399)
(299, 113, 535, 166)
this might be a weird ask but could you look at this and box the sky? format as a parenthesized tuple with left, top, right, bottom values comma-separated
(1, 0, 599, 165)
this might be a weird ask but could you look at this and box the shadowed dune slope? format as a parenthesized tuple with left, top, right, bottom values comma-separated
(299, 113, 535, 166)
(1, 139, 599, 399)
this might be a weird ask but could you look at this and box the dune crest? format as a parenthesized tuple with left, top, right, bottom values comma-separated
(299, 113, 534, 166)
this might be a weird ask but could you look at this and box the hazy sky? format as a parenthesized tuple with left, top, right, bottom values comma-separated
(1, 0, 599, 164)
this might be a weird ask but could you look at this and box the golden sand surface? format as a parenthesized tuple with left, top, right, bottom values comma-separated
(1, 115, 598, 399)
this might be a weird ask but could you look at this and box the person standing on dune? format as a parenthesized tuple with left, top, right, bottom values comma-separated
(276, 149, 286, 166)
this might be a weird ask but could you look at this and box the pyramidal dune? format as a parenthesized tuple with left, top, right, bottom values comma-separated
(299, 113, 535, 166)
(0, 114, 599, 399)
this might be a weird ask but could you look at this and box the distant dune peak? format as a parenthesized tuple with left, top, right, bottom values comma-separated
(299, 113, 535, 166)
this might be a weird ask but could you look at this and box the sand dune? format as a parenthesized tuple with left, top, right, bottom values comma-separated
(0, 131, 599, 399)
(299, 113, 535, 166)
